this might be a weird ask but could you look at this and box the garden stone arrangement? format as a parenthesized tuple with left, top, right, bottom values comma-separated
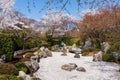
(35, 52, 120, 80)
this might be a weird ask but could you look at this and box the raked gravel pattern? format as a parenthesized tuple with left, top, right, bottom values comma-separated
(35, 52, 120, 80)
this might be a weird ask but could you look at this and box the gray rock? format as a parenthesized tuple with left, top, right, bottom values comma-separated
(42, 52, 47, 58)
(14, 49, 35, 57)
(61, 42, 66, 47)
(69, 63, 77, 68)
(30, 55, 39, 62)
(0, 55, 6, 63)
(18, 71, 26, 78)
(44, 48, 52, 57)
(61, 53, 67, 56)
(101, 42, 110, 54)
(38, 52, 47, 58)
(40, 46, 45, 51)
(93, 51, 103, 61)
(61, 63, 77, 71)
(18, 71, 31, 80)
(63, 48, 67, 54)
(69, 48, 82, 54)
(31, 77, 41, 80)
(76, 67, 86, 72)
(74, 54, 80, 58)
(111, 52, 120, 61)
(84, 40, 92, 48)
(24, 61, 39, 73)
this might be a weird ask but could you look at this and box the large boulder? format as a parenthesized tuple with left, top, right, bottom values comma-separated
(40, 46, 45, 51)
(14, 49, 35, 57)
(101, 42, 110, 54)
(24, 61, 39, 73)
(30, 55, 40, 62)
(76, 67, 86, 72)
(93, 51, 103, 61)
(42, 52, 47, 58)
(44, 48, 52, 57)
(74, 54, 80, 58)
(38, 52, 47, 58)
(61, 63, 77, 71)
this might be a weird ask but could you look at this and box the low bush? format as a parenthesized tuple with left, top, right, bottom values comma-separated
(0, 75, 23, 80)
(82, 52, 88, 56)
(110, 41, 120, 53)
(102, 53, 116, 62)
(0, 63, 18, 75)
(0, 33, 14, 62)
(15, 62, 29, 73)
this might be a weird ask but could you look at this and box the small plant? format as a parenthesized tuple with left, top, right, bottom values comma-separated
(102, 53, 116, 62)
(0, 75, 23, 80)
(15, 62, 29, 73)
(82, 52, 88, 56)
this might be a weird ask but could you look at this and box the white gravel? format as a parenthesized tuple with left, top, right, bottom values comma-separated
(35, 52, 120, 80)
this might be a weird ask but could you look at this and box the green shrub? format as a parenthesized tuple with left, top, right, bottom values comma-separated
(0, 63, 18, 75)
(0, 33, 14, 61)
(110, 41, 120, 53)
(15, 62, 28, 73)
(0, 75, 23, 80)
(82, 52, 88, 56)
(102, 54, 116, 62)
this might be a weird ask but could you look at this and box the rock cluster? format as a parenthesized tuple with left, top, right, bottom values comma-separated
(18, 71, 41, 80)
(61, 63, 86, 72)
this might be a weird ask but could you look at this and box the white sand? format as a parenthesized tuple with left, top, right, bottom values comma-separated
(36, 52, 120, 80)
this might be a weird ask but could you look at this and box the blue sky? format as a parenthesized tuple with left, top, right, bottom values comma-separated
(13, 0, 88, 21)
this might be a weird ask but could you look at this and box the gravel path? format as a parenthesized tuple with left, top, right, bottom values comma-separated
(36, 52, 120, 80)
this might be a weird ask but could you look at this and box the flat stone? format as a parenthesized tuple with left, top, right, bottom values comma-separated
(74, 54, 80, 58)
(76, 67, 86, 72)
(61, 53, 67, 56)
(61, 63, 77, 71)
